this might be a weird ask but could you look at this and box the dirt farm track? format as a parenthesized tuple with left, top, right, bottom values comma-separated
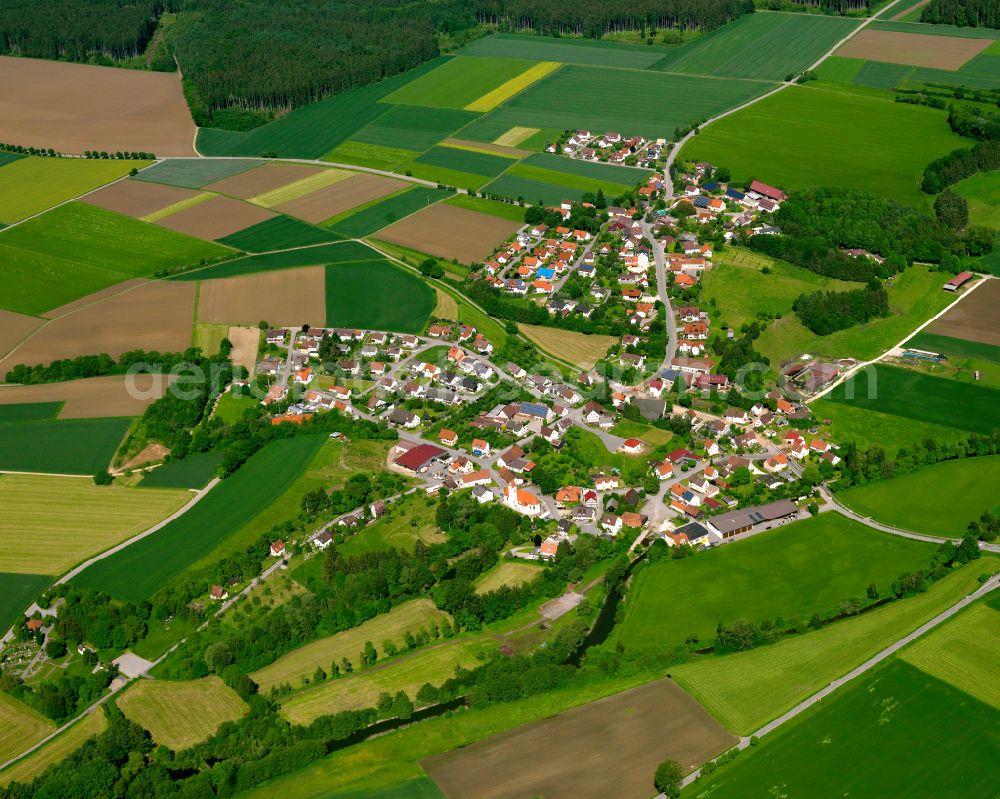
(0, 56, 196, 156)
(422, 679, 736, 799)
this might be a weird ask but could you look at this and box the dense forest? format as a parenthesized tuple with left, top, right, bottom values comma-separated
(792, 281, 889, 335)
(0, 0, 752, 128)
(921, 0, 1000, 27)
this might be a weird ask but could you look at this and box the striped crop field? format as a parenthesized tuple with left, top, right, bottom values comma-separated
(465, 61, 560, 111)
(251, 168, 354, 207)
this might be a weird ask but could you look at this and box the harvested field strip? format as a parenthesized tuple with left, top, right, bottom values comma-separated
(0, 474, 189, 578)
(494, 126, 538, 147)
(0, 310, 42, 362)
(325, 261, 434, 333)
(195, 58, 452, 159)
(136, 158, 263, 189)
(900, 601, 1000, 710)
(0, 56, 194, 157)
(227, 326, 260, 374)
(216, 215, 342, 252)
(0, 573, 52, 640)
(82, 178, 203, 220)
(517, 324, 615, 369)
(440, 138, 530, 157)
(323, 141, 419, 172)
(928, 278, 1000, 346)
(0, 157, 141, 224)
(422, 679, 736, 799)
(376, 203, 521, 264)
(384, 55, 538, 110)
(71, 435, 326, 601)
(328, 188, 451, 238)
(0, 710, 106, 787)
(459, 32, 668, 68)
(0, 691, 56, 766)
(118, 677, 248, 751)
(0, 375, 175, 419)
(280, 644, 483, 724)
(670, 559, 996, 734)
(141, 191, 214, 222)
(0, 202, 227, 316)
(835, 28, 992, 69)
(139, 450, 225, 489)
(0, 416, 131, 474)
(465, 60, 561, 111)
(153, 194, 276, 241)
(277, 173, 407, 225)
(252, 599, 452, 691)
(250, 167, 353, 207)
(0, 281, 195, 373)
(202, 162, 322, 199)
(197, 266, 328, 327)
(434, 288, 458, 320)
(474, 562, 541, 595)
(175, 240, 381, 280)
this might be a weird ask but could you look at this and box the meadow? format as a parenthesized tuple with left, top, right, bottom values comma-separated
(443, 194, 526, 222)
(135, 158, 263, 189)
(0, 157, 143, 224)
(251, 599, 453, 692)
(328, 187, 451, 238)
(473, 562, 541, 595)
(139, 450, 226, 489)
(462, 65, 772, 142)
(685, 661, 1000, 798)
(117, 677, 248, 751)
(0, 202, 227, 315)
(0, 417, 132, 474)
(337, 495, 445, 557)
(175, 240, 381, 280)
(680, 83, 968, 207)
(608, 514, 934, 651)
(954, 169, 1000, 227)
(0, 573, 52, 639)
(384, 56, 542, 109)
(0, 474, 190, 576)
(670, 558, 996, 734)
(0, 709, 106, 787)
(280, 643, 483, 724)
(0, 692, 55, 766)
(651, 12, 859, 81)
(326, 140, 419, 171)
(70, 435, 326, 601)
(213, 391, 260, 424)
(325, 261, 434, 332)
(459, 33, 668, 68)
(838, 455, 1000, 536)
(196, 58, 453, 159)
(824, 364, 1000, 435)
(217, 215, 342, 252)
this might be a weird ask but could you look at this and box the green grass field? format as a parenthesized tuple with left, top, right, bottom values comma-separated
(906, 331, 1000, 365)
(412, 146, 514, 178)
(484, 171, 614, 205)
(351, 105, 480, 151)
(685, 660, 1000, 798)
(325, 261, 434, 332)
(838, 455, 1000, 537)
(0, 402, 62, 422)
(71, 435, 326, 601)
(213, 392, 259, 424)
(328, 187, 450, 237)
(680, 83, 969, 207)
(400, 162, 494, 190)
(0, 152, 25, 169)
(0, 709, 106, 787)
(459, 33, 668, 68)
(338, 495, 445, 557)
(900, 600, 1000, 710)
(325, 141, 420, 172)
(384, 56, 541, 109)
(0, 416, 132, 474)
(670, 558, 996, 734)
(474, 561, 542, 595)
(461, 65, 772, 141)
(174, 240, 381, 280)
(135, 159, 262, 189)
(0, 473, 190, 576)
(139, 450, 226, 489)
(196, 58, 453, 159)
(954, 169, 1000, 227)
(651, 12, 859, 80)
(117, 676, 248, 751)
(522, 152, 652, 185)
(216, 214, 342, 252)
(825, 364, 1000, 435)
(280, 643, 483, 724)
(252, 599, 453, 692)
(0, 202, 229, 315)
(443, 194, 526, 221)
(609, 514, 934, 651)
(0, 157, 145, 224)
(0, 692, 56, 767)
(0, 573, 52, 637)
(757, 264, 953, 364)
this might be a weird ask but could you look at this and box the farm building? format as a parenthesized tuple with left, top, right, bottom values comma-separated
(706, 499, 798, 539)
(394, 443, 448, 474)
(943, 271, 974, 292)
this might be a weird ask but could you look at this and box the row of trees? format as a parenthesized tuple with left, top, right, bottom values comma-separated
(791, 281, 889, 335)
(4, 347, 198, 384)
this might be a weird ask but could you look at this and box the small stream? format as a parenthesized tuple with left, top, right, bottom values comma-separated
(566, 554, 645, 666)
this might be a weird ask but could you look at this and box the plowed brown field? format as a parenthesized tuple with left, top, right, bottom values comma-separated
(275, 173, 406, 223)
(0, 374, 174, 418)
(836, 29, 991, 70)
(154, 195, 276, 240)
(0, 311, 43, 361)
(81, 179, 202, 219)
(929, 278, 1000, 346)
(197, 267, 327, 327)
(377, 204, 520, 263)
(0, 56, 196, 156)
(203, 162, 323, 199)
